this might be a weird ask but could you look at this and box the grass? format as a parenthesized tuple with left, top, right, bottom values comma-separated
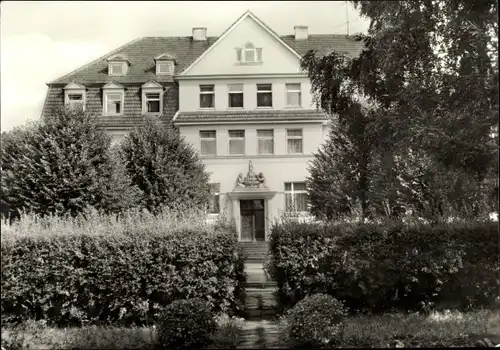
(3, 310, 499, 349)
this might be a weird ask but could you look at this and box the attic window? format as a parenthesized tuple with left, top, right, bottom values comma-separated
(157, 62, 173, 75)
(64, 82, 86, 111)
(236, 43, 262, 64)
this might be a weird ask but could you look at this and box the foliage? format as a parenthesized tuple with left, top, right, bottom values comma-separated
(269, 220, 499, 313)
(120, 119, 211, 213)
(157, 298, 217, 349)
(302, 0, 498, 222)
(0, 107, 139, 218)
(1, 208, 245, 327)
(209, 313, 245, 349)
(282, 293, 348, 348)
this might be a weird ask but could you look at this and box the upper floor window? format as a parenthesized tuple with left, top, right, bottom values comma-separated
(110, 63, 125, 76)
(107, 55, 129, 76)
(286, 83, 302, 107)
(228, 84, 244, 108)
(257, 84, 272, 107)
(102, 81, 125, 116)
(64, 82, 86, 111)
(200, 85, 215, 108)
(287, 129, 303, 154)
(236, 43, 263, 64)
(200, 130, 216, 156)
(228, 130, 245, 155)
(142, 81, 163, 114)
(155, 53, 176, 75)
(257, 129, 274, 154)
(285, 182, 308, 212)
(207, 183, 220, 214)
(145, 93, 160, 113)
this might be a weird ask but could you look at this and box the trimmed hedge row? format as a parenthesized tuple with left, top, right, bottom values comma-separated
(1, 225, 246, 326)
(269, 221, 499, 312)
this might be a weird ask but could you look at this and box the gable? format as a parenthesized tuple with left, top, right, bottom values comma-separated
(102, 81, 124, 89)
(181, 14, 304, 76)
(141, 80, 163, 89)
(64, 82, 86, 90)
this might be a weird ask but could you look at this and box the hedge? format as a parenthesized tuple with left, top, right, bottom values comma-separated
(268, 220, 499, 312)
(1, 216, 246, 327)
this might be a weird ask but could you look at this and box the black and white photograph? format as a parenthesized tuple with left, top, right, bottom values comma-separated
(1, 1, 499, 348)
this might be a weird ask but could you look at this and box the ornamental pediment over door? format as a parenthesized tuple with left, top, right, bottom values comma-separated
(228, 160, 277, 200)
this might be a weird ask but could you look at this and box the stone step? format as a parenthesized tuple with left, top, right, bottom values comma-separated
(245, 281, 277, 289)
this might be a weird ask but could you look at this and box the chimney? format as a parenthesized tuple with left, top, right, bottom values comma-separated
(294, 25, 308, 40)
(193, 27, 207, 41)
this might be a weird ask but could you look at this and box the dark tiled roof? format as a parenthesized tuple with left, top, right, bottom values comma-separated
(175, 109, 328, 123)
(49, 35, 363, 86)
(98, 115, 172, 129)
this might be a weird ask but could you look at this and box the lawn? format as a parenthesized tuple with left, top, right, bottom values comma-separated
(2, 309, 499, 349)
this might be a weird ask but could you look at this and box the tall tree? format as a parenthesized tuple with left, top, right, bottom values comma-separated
(1, 107, 139, 218)
(303, 0, 498, 222)
(120, 119, 211, 213)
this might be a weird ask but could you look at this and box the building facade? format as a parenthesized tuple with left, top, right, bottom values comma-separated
(42, 10, 363, 241)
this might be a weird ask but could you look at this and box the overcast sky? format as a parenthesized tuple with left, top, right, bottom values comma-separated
(0, 1, 369, 132)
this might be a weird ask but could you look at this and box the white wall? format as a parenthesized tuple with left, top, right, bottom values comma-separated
(179, 77, 315, 111)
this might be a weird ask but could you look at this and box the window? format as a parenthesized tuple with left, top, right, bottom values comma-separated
(67, 94, 83, 110)
(105, 93, 123, 115)
(208, 183, 220, 214)
(236, 43, 263, 63)
(229, 130, 245, 155)
(200, 130, 216, 156)
(228, 84, 244, 108)
(286, 83, 302, 107)
(257, 129, 274, 154)
(287, 129, 303, 154)
(145, 93, 161, 113)
(200, 85, 215, 108)
(285, 182, 308, 212)
(257, 84, 272, 107)
(157, 62, 173, 75)
(110, 63, 125, 76)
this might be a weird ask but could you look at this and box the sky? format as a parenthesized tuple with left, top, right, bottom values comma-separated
(0, 1, 369, 132)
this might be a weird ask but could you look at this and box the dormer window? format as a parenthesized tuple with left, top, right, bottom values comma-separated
(102, 81, 125, 116)
(154, 53, 176, 75)
(63, 82, 86, 111)
(107, 54, 129, 76)
(236, 43, 263, 64)
(141, 81, 164, 115)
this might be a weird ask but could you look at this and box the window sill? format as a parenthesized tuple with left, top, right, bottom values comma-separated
(235, 61, 263, 66)
(287, 153, 304, 155)
(103, 113, 124, 117)
(284, 105, 303, 109)
(198, 107, 216, 110)
(256, 106, 274, 109)
(227, 107, 244, 110)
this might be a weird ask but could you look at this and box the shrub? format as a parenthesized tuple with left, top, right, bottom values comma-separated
(269, 220, 499, 312)
(209, 313, 245, 349)
(121, 119, 211, 213)
(1, 208, 245, 327)
(283, 293, 347, 348)
(1, 107, 139, 218)
(157, 298, 217, 349)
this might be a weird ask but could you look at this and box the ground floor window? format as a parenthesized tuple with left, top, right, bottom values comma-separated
(208, 183, 220, 214)
(284, 182, 308, 212)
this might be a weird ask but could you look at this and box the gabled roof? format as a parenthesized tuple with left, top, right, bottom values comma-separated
(102, 81, 124, 89)
(107, 54, 129, 62)
(63, 82, 86, 89)
(179, 10, 303, 76)
(155, 53, 176, 61)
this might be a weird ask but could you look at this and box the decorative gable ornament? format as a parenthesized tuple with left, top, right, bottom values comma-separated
(236, 161, 266, 188)
(154, 53, 176, 75)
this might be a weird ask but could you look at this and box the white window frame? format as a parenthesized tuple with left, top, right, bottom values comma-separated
(286, 129, 303, 154)
(109, 62, 127, 76)
(228, 130, 245, 155)
(228, 84, 244, 109)
(199, 85, 215, 109)
(103, 91, 125, 116)
(141, 84, 164, 114)
(284, 182, 308, 213)
(257, 129, 274, 155)
(156, 61, 174, 75)
(257, 84, 273, 108)
(207, 183, 221, 214)
(200, 130, 217, 156)
(286, 83, 302, 107)
(64, 83, 86, 111)
(236, 43, 263, 64)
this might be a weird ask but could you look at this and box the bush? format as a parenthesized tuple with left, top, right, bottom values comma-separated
(157, 298, 217, 349)
(1, 107, 138, 218)
(1, 208, 245, 327)
(269, 220, 499, 312)
(282, 293, 347, 348)
(209, 313, 245, 349)
(121, 119, 211, 213)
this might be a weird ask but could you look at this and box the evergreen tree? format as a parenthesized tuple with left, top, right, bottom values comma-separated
(120, 119, 211, 213)
(0, 107, 139, 218)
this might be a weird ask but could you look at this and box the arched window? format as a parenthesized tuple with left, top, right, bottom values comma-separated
(236, 42, 263, 63)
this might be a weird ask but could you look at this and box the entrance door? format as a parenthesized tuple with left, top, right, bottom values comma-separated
(240, 199, 265, 241)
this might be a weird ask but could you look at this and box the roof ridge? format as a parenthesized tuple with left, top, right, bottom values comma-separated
(47, 37, 143, 85)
